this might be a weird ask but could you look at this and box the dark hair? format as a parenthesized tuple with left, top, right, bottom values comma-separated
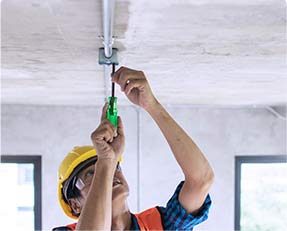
(62, 156, 97, 217)
(62, 177, 82, 217)
(66, 178, 82, 200)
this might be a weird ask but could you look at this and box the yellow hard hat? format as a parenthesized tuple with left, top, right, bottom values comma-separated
(57, 145, 122, 219)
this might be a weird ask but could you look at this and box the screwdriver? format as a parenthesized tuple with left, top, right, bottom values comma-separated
(106, 63, 118, 127)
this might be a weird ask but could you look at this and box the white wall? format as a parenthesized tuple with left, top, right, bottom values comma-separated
(1, 104, 286, 230)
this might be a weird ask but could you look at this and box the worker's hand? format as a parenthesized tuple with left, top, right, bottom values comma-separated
(90, 103, 125, 162)
(112, 66, 158, 111)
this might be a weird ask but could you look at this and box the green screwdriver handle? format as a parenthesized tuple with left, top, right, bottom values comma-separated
(106, 96, 118, 127)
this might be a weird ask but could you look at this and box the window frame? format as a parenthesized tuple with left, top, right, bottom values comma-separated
(1, 155, 42, 230)
(234, 155, 287, 231)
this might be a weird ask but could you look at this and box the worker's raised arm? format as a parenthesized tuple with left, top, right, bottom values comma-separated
(113, 67, 214, 215)
(145, 102, 214, 214)
(76, 104, 125, 230)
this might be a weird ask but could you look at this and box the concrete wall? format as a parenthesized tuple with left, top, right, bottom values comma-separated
(1, 104, 286, 230)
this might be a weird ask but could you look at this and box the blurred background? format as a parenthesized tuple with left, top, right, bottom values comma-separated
(1, 0, 287, 230)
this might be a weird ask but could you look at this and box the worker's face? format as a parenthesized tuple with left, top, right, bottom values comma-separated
(70, 162, 129, 214)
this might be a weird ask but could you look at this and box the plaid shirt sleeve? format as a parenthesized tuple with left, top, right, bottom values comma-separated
(158, 181, 212, 230)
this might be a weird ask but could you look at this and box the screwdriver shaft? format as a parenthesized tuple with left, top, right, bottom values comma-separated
(112, 64, 115, 97)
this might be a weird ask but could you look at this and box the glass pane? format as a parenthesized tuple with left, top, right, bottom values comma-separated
(241, 163, 287, 231)
(0, 163, 34, 231)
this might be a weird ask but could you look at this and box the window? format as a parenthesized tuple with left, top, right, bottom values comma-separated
(235, 155, 287, 231)
(0, 156, 42, 230)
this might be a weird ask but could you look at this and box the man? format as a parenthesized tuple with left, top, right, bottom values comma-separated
(54, 66, 214, 230)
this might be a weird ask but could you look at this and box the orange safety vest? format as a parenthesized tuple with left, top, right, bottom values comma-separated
(135, 207, 163, 230)
(66, 223, 77, 230)
(65, 207, 163, 230)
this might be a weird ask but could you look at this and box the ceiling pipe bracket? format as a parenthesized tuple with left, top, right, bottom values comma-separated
(98, 47, 119, 65)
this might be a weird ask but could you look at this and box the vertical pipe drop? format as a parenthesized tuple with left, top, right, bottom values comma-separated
(102, 0, 115, 58)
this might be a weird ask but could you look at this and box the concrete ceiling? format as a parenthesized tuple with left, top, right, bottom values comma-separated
(2, 0, 287, 106)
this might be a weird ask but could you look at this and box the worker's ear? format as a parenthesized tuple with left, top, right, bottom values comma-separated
(68, 198, 82, 215)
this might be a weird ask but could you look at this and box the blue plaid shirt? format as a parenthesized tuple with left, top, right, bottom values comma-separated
(131, 181, 212, 230)
(53, 181, 211, 231)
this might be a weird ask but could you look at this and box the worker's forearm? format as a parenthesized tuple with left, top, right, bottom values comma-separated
(146, 100, 214, 184)
(76, 159, 117, 231)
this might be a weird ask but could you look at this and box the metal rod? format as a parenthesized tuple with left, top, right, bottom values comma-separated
(102, 0, 115, 58)
(112, 64, 115, 97)
(103, 65, 110, 99)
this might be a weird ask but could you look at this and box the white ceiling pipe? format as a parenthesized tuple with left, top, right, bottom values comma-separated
(102, 0, 115, 58)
